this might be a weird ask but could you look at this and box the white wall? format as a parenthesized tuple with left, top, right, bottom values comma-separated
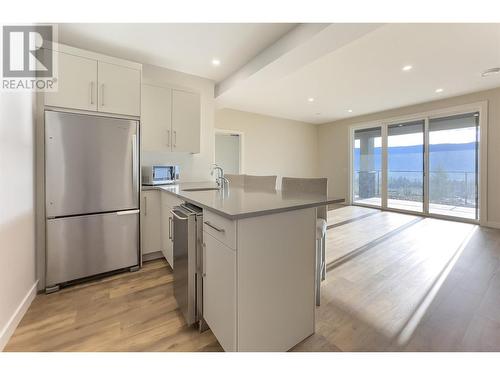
(318, 87, 500, 225)
(215, 108, 319, 186)
(0, 90, 37, 350)
(141, 64, 215, 182)
(142, 68, 322, 186)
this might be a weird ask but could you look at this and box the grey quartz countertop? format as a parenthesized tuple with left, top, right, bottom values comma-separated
(142, 181, 344, 220)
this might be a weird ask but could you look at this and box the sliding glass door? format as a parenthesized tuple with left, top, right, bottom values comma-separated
(351, 111, 480, 222)
(353, 127, 382, 207)
(387, 120, 424, 213)
(428, 113, 479, 220)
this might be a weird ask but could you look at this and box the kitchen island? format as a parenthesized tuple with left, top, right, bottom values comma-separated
(143, 182, 344, 351)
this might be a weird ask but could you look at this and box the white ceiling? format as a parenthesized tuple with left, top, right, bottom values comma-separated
(57, 23, 296, 81)
(58, 23, 500, 125)
(216, 23, 500, 124)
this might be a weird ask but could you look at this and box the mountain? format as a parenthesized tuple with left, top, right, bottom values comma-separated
(354, 143, 476, 173)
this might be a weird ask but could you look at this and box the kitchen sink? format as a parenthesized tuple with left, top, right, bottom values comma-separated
(182, 187, 220, 192)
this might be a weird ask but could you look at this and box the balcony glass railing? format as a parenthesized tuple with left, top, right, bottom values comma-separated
(353, 170, 477, 208)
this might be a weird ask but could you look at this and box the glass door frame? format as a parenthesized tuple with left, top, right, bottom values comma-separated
(351, 126, 383, 207)
(348, 101, 487, 225)
(383, 117, 426, 214)
(385, 119, 426, 213)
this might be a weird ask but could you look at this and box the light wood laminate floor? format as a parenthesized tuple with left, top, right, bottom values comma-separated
(6, 206, 500, 351)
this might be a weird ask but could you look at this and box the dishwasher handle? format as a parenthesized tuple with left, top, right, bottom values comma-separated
(170, 209, 188, 221)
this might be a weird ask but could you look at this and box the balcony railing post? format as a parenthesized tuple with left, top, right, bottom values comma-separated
(464, 172, 468, 206)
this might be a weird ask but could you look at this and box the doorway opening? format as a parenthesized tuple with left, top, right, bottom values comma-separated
(214, 130, 243, 174)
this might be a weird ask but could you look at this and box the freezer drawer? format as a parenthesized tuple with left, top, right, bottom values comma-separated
(46, 210, 139, 286)
(45, 111, 139, 217)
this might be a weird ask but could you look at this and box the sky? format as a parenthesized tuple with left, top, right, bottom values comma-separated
(354, 127, 477, 148)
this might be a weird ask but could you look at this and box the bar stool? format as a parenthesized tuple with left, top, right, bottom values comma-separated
(244, 175, 277, 191)
(225, 174, 245, 188)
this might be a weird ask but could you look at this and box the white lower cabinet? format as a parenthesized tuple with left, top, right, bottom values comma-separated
(141, 190, 162, 256)
(202, 232, 237, 351)
(202, 207, 316, 352)
(141, 189, 183, 266)
(160, 192, 182, 268)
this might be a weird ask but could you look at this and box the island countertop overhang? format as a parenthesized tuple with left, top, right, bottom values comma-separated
(142, 182, 344, 220)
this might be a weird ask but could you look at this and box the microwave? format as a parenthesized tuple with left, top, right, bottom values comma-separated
(142, 165, 180, 185)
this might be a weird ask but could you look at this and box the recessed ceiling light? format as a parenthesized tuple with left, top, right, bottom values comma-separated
(482, 67, 500, 77)
(347, 109, 353, 113)
(402, 65, 413, 71)
(435, 88, 444, 93)
(307, 97, 315, 102)
(211, 58, 221, 66)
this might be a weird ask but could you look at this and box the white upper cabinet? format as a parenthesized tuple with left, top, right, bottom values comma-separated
(141, 84, 172, 152)
(172, 89, 201, 153)
(45, 51, 98, 112)
(141, 86, 201, 153)
(44, 44, 141, 117)
(98, 62, 141, 116)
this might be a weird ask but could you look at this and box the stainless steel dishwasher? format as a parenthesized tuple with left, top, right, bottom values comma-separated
(171, 203, 206, 329)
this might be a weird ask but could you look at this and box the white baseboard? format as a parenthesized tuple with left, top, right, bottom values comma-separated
(0, 280, 38, 351)
(142, 251, 164, 262)
(485, 221, 500, 229)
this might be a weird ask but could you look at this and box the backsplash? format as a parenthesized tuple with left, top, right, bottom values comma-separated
(142, 150, 213, 183)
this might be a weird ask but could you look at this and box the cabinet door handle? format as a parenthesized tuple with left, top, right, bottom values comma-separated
(100, 84, 105, 107)
(203, 221, 225, 233)
(89, 81, 94, 105)
(168, 216, 172, 240)
(167, 130, 170, 147)
(143, 196, 147, 216)
(173, 130, 177, 147)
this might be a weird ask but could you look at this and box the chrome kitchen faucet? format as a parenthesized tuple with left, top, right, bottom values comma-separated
(211, 164, 229, 191)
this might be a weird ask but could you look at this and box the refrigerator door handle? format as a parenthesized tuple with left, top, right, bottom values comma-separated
(132, 134, 138, 196)
(116, 209, 140, 216)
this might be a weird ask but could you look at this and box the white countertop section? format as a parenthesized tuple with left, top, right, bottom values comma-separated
(143, 182, 344, 219)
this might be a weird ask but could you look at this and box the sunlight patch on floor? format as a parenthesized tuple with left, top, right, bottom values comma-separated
(324, 214, 476, 341)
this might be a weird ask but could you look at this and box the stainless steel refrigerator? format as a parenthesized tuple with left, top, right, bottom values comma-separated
(45, 110, 140, 291)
